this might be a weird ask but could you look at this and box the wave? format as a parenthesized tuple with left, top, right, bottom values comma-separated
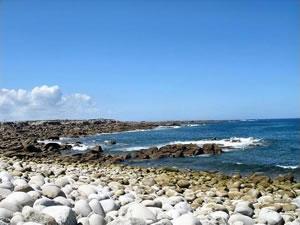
(116, 137, 263, 152)
(38, 140, 93, 151)
(239, 119, 257, 122)
(37, 140, 62, 145)
(167, 137, 263, 149)
(276, 165, 299, 170)
(184, 124, 201, 127)
(155, 125, 181, 130)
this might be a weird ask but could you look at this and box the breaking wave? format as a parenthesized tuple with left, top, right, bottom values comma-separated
(276, 165, 299, 170)
(167, 137, 263, 149)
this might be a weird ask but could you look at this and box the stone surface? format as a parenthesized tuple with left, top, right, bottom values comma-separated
(258, 208, 284, 225)
(173, 213, 202, 225)
(42, 206, 77, 225)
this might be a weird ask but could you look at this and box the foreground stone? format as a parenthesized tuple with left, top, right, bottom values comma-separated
(0, 157, 299, 225)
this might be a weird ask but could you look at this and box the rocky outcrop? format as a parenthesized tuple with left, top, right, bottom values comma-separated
(123, 143, 223, 162)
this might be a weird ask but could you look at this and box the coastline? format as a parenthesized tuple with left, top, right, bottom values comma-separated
(0, 119, 299, 224)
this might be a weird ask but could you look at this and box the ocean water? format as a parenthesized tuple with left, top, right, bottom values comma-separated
(61, 119, 300, 178)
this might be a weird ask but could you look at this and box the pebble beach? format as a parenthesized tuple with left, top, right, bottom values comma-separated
(0, 155, 299, 225)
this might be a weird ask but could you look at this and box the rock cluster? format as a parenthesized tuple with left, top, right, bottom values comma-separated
(0, 157, 299, 225)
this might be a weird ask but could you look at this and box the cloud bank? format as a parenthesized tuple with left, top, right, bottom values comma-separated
(0, 85, 99, 121)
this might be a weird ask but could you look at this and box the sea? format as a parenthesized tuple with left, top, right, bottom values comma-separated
(58, 119, 300, 179)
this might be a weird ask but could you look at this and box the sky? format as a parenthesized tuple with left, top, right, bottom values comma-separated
(0, 0, 299, 121)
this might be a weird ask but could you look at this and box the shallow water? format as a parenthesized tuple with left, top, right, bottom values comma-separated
(62, 119, 300, 179)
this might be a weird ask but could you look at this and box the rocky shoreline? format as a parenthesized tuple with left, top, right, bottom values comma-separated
(0, 156, 299, 225)
(0, 120, 299, 225)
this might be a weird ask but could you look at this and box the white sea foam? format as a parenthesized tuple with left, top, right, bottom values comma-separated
(71, 144, 91, 151)
(166, 137, 262, 149)
(37, 140, 62, 145)
(276, 165, 299, 169)
(96, 125, 181, 136)
(118, 137, 262, 152)
(155, 125, 181, 130)
(121, 146, 152, 151)
(38, 140, 93, 151)
(185, 124, 201, 127)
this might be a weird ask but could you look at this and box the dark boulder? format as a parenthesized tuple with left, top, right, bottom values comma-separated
(22, 139, 41, 152)
(202, 143, 222, 155)
(44, 142, 61, 151)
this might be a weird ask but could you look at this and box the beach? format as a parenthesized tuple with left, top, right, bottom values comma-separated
(0, 120, 299, 225)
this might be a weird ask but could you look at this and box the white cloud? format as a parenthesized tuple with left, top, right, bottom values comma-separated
(0, 85, 100, 121)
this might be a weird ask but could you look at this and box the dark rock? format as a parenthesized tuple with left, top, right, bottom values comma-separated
(202, 144, 222, 155)
(44, 143, 61, 151)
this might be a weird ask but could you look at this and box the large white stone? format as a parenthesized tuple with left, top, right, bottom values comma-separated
(100, 199, 119, 213)
(74, 199, 92, 217)
(107, 217, 146, 225)
(42, 206, 77, 225)
(55, 177, 71, 188)
(89, 199, 105, 216)
(0, 171, 14, 183)
(42, 184, 65, 199)
(0, 188, 12, 201)
(0, 192, 34, 212)
(228, 213, 254, 225)
(0, 207, 13, 220)
(29, 175, 45, 187)
(10, 213, 24, 225)
(174, 201, 192, 215)
(119, 194, 134, 206)
(234, 201, 254, 217)
(209, 211, 229, 221)
(77, 217, 89, 225)
(173, 213, 202, 225)
(292, 196, 300, 208)
(125, 203, 157, 223)
(22, 205, 58, 225)
(152, 219, 173, 225)
(33, 197, 62, 211)
(258, 208, 284, 225)
(78, 185, 97, 197)
(89, 214, 106, 225)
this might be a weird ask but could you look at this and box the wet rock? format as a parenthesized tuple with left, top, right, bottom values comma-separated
(202, 143, 222, 155)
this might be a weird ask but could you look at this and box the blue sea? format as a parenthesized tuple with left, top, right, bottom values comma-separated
(62, 119, 300, 179)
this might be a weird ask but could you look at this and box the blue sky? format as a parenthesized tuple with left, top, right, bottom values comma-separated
(1, 0, 299, 121)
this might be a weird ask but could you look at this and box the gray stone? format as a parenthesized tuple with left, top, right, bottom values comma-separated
(89, 199, 105, 216)
(234, 201, 254, 217)
(0, 192, 34, 212)
(89, 214, 106, 225)
(258, 208, 284, 225)
(100, 199, 119, 213)
(173, 213, 202, 225)
(42, 184, 65, 199)
(107, 217, 146, 225)
(33, 198, 62, 211)
(125, 202, 157, 223)
(22, 206, 58, 225)
(0, 208, 13, 220)
(74, 199, 92, 217)
(228, 213, 254, 225)
(78, 185, 97, 197)
(42, 206, 77, 225)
